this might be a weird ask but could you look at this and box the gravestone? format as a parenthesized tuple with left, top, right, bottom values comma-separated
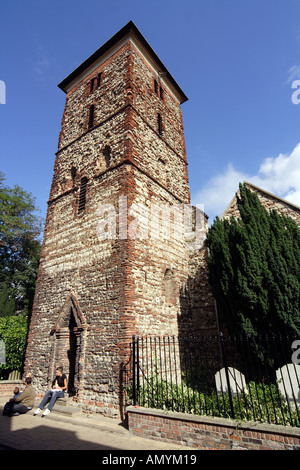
(276, 363, 300, 405)
(215, 367, 246, 395)
(0, 340, 5, 364)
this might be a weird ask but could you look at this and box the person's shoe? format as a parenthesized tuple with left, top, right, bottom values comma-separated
(42, 408, 51, 417)
(33, 408, 41, 415)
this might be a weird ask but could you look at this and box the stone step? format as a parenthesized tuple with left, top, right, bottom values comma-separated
(33, 397, 81, 416)
(51, 404, 81, 417)
(52, 396, 81, 416)
(55, 397, 71, 407)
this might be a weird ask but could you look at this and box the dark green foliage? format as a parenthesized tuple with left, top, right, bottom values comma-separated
(0, 284, 15, 317)
(0, 172, 42, 317)
(207, 183, 300, 337)
(0, 316, 28, 378)
(128, 374, 299, 426)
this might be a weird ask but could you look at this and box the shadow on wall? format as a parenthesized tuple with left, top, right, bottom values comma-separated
(178, 243, 219, 338)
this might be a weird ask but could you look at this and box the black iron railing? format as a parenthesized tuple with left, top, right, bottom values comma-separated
(123, 333, 300, 427)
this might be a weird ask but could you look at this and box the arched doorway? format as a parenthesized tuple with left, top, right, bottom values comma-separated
(50, 293, 86, 397)
(67, 308, 77, 395)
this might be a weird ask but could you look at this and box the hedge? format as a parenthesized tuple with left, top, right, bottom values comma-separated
(0, 316, 28, 379)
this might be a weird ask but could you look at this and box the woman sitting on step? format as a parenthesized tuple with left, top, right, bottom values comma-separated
(33, 367, 67, 417)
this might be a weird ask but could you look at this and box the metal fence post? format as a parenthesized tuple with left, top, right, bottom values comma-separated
(220, 332, 235, 419)
(136, 335, 140, 403)
(132, 335, 139, 406)
(132, 335, 136, 406)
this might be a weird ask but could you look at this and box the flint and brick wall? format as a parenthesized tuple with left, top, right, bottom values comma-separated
(24, 33, 218, 416)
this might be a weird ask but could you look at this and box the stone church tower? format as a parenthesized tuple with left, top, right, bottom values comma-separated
(25, 22, 217, 414)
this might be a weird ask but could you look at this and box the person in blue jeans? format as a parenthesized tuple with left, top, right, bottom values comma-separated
(33, 367, 68, 417)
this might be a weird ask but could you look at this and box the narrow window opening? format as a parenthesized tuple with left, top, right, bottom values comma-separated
(78, 177, 88, 214)
(88, 104, 95, 129)
(160, 86, 164, 101)
(154, 79, 158, 95)
(90, 78, 95, 93)
(71, 167, 77, 184)
(157, 112, 163, 135)
(89, 73, 102, 94)
(103, 145, 111, 167)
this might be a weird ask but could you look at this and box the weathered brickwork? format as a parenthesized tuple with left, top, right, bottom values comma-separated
(24, 22, 218, 415)
(127, 406, 300, 450)
(58, 45, 130, 151)
(0, 381, 23, 397)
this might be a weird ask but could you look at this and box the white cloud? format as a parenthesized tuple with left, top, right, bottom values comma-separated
(251, 143, 300, 206)
(34, 57, 51, 76)
(192, 163, 248, 219)
(32, 45, 56, 81)
(192, 143, 300, 221)
(287, 65, 300, 84)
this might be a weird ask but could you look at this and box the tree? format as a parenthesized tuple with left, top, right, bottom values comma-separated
(0, 316, 28, 378)
(0, 172, 42, 317)
(207, 183, 300, 338)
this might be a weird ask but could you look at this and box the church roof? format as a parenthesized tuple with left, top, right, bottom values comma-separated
(243, 181, 300, 211)
(222, 180, 300, 219)
(58, 21, 188, 104)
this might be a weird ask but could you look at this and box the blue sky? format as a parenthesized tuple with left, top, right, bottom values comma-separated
(1, 0, 300, 225)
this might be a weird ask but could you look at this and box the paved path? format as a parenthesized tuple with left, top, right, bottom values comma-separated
(0, 398, 195, 451)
